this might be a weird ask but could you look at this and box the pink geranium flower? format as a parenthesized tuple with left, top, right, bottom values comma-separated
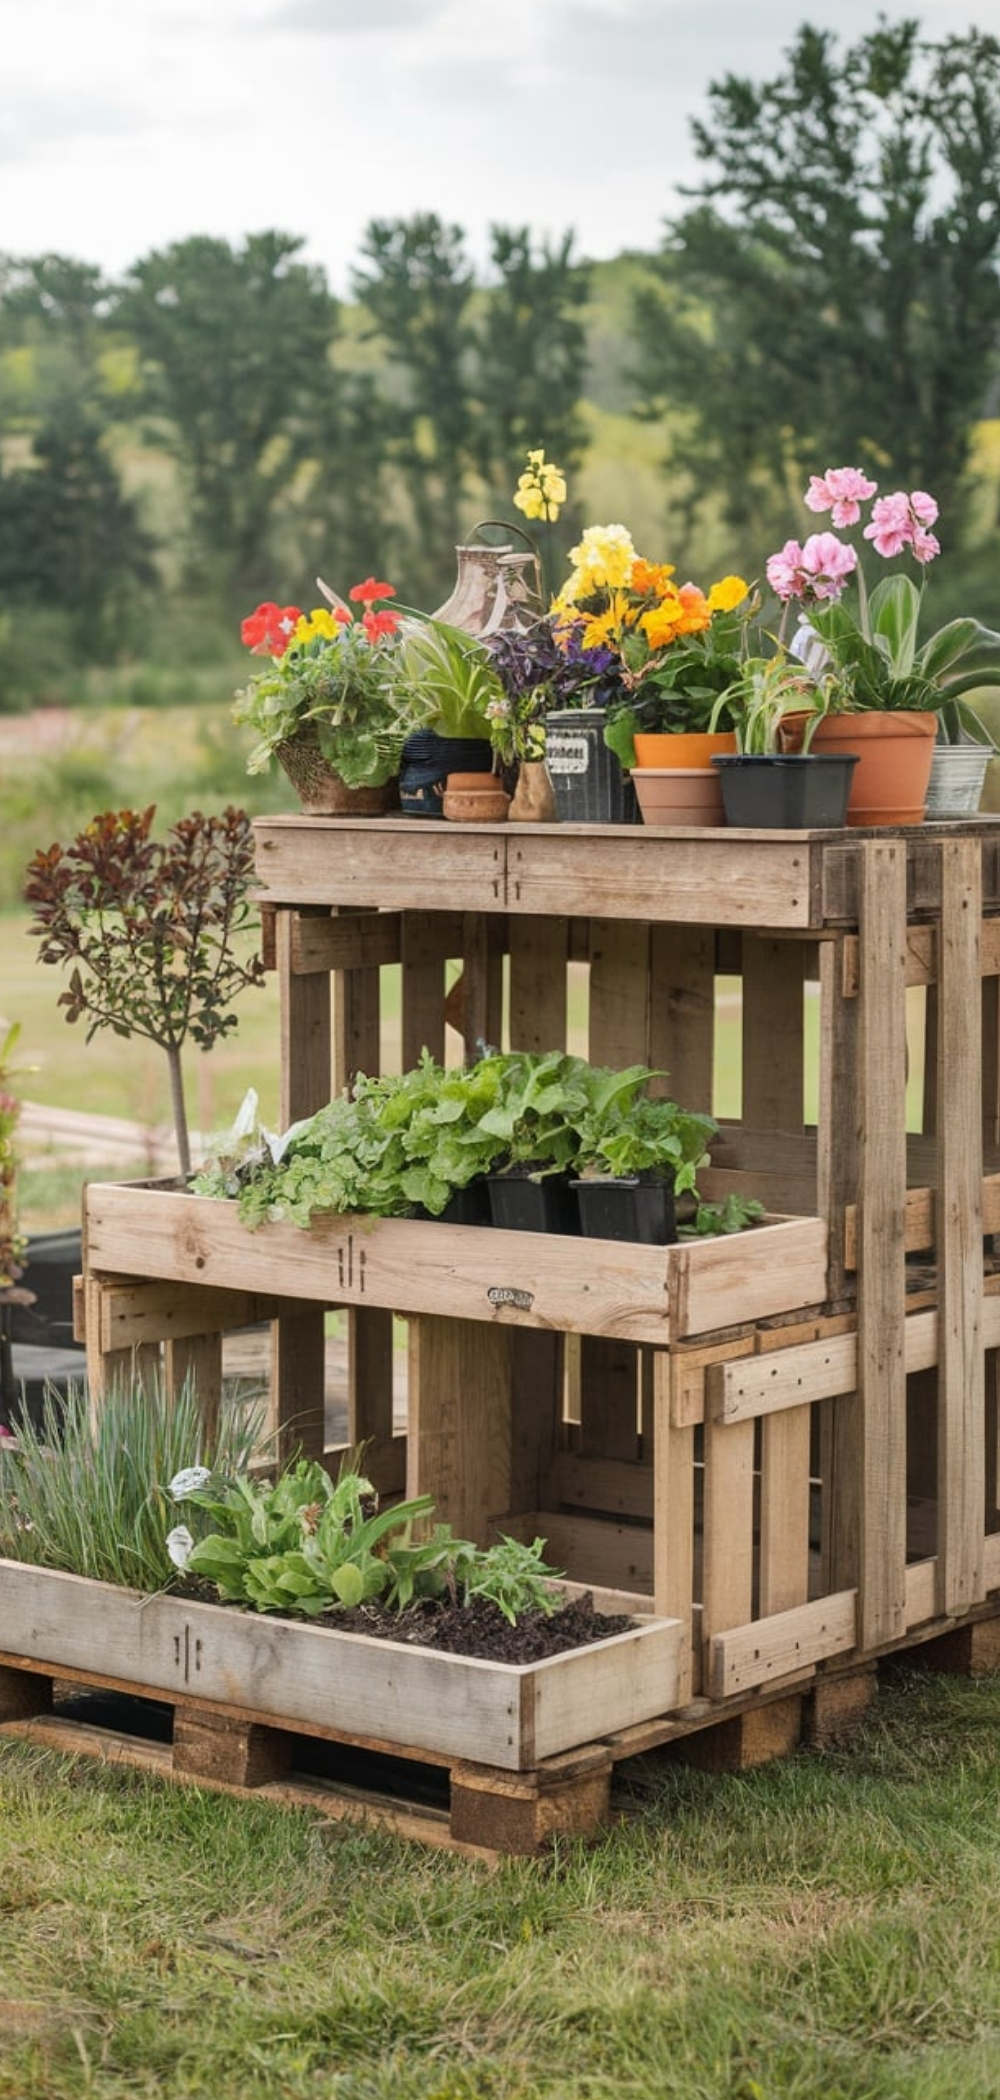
(804, 467, 878, 528)
(766, 533, 857, 604)
(864, 491, 941, 563)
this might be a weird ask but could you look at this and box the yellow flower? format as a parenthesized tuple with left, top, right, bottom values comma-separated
(566, 524, 636, 594)
(707, 574, 750, 612)
(512, 448, 566, 523)
(639, 596, 687, 650)
(292, 607, 342, 645)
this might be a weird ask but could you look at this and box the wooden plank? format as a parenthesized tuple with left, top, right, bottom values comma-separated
(708, 1590, 857, 1699)
(292, 911, 402, 975)
(741, 936, 806, 1136)
(505, 831, 824, 927)
(84, 1186, 829, 1346)
(406, 1314, 514, 1539)
(548, 1451, 654, 1523)
(670, 1333, 758, 1429)
(92, 1280, 313, 1353)
(582, 919, 651, 1459)
(701, 1415, 755, 1657)
(669, 1217, 827, 1338)
(707, 1306, 976, 1423)
(935, 837, 986, 1615)
(839, 917, 1000, 996)
(400, 911, 448, 1068)
(856, 840, 909, 1648)
(648, 925, 715, 1115)
(458, 913, 505, 1060)
(332, 925, 397, 1471)
(508, 1511, 655, 1596)
(273, 904, 330, 1456)
(163, 1334, 223, 1441)
(843, 1171, 1000, 1267)
(254, 818, 506, 913)
(507, 917, 569, 1052)
(653, 1352, 697, 1699)
(758, 1406, 811, 1618)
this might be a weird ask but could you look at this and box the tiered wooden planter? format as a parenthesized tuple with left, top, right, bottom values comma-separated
(9, 812, 1000, 1851)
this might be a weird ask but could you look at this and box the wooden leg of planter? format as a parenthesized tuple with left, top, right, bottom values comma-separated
(449, 1750, 613, 1854)
(674, 1694, 803, 1773)
(163, 1333, 223, 1443)
(172, 1707, 293, 1788)
(803, 1664, 878, 1748)
(0, 1664, 54, 1720)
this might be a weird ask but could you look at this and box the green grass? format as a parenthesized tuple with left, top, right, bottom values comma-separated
(3, 1668, 1000, 2097)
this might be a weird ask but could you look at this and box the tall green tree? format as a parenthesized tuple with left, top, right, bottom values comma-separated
(472, 227, 589, 542)
(630, 20, 1000, 562)
(114, 232, 343, 606)
(352, 214, 475, 602)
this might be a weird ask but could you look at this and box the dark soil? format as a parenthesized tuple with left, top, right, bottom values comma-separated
(310, 1591, 634, 1662)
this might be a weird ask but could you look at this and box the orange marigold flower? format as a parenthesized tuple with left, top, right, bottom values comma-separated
(630, 559, 676, 597)
(639, 597, 686, 650)
(673, 584, 712, 636)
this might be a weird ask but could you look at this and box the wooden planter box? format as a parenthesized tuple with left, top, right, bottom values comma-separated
(84, 1184, 828, 1344)
(0, 1559, 682, 1771)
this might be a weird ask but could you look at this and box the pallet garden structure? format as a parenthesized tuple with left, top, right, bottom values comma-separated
(8, 812, 1000, 1854)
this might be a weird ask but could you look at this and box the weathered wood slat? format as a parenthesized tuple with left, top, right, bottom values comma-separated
(84, 1187, 828, 1345)
(0, 1559, 680, 1773)
(936, 838, 986, 1615)
(708, 1590, 858, 1699)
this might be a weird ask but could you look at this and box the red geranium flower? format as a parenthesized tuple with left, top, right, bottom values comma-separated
(349, 577, 396, 606)
(241, 602, 303, 658)
(361, 608, 401, 641)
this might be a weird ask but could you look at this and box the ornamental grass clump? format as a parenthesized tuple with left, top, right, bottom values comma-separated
(0, 1374, 267, 1592)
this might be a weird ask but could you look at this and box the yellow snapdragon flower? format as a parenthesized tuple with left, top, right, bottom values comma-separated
(513, 448, 567, 523)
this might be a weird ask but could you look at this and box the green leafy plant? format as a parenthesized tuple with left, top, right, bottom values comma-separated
(459, 1533, 564, 1625)
(0, 1374, 267, 1591)
(709, 654, 833, 755)
(576, 1093, 718, 1196)
(23, 804, 266, 1177)
(397, 615, 506, 740)
(234, 586, 418, 787)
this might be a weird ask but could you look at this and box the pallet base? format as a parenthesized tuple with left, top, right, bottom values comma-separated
(0, 1649, 913, 1856)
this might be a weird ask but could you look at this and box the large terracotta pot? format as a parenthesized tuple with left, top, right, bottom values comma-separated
(780, 711, 937, 826)
(632, 731, 736, 770)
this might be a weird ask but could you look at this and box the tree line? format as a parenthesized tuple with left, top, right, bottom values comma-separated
(1, 15, 998, 707)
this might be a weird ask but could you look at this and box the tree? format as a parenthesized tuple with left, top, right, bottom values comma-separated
(114, 233, 342, 605)
(472, 227, 590, 547)
(630, 20, 1000, 563)
(352, 214, 476, 601)
(24, 807, 267, 1178)
(0, 404, 156, 658)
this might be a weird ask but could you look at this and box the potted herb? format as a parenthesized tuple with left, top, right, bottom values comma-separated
(572, 1091, 718, 1244)
(234, 580, 416, 814)
(395, 617, 504, 816)
(708, 656, 859, 829)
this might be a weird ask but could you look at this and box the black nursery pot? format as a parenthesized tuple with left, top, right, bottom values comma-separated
(425, 1177, 493, 1226)
(712, 752, 859, 829)
(398, 732, 494, 818)
(487, 1170, 582, 1234)
(572, 1174, 678, 1245)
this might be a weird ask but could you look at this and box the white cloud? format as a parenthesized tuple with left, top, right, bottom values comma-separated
(0, 0, 990, 289)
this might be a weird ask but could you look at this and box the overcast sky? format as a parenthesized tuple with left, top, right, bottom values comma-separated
(1, 0, 986, 295)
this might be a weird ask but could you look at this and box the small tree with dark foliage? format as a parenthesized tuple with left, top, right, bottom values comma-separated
(24, 806, 266, 1177)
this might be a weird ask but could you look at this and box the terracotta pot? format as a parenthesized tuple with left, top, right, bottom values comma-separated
(630, 767, 725, 828)
(800, 712, 938, 826)
(632, 731, 737, 770)
(441, 772, 511, 823)
(509, 759, 557, 822)
(276, 727, 397, 817)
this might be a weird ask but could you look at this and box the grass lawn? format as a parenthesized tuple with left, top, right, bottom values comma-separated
(2, 1666, 1000, 2098)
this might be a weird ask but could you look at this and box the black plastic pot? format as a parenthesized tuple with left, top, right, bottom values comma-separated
(712, 753, 859, 829)
(572, 1175, 678, 1245)
(543, 709, 639, 826)
(398, 732, 494, 818)
(487, 1170, 581, 1234)
(421, 1178, 493, 1226)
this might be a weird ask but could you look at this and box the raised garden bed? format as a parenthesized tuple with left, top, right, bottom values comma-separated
(0, 1558, 682, 1771)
